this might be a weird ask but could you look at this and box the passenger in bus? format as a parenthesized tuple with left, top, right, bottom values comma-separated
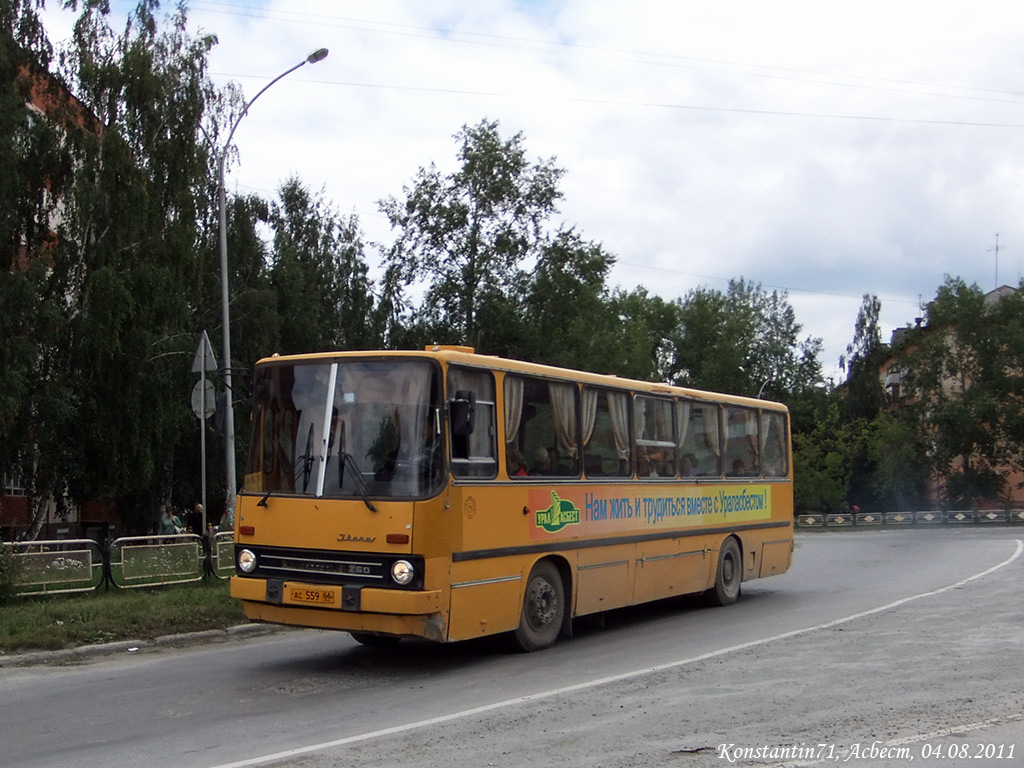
(507, 447, 528, 477)
(642, 447, 672, 477)
(728, 459, 748, 477)
(636, 446, 653, 477)
(529, 446, 551, 475)
(548, 446, 574, 476)
(680, 453, 698, 476)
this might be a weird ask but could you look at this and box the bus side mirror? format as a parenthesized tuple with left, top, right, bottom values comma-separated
(451, 390, 476, 436)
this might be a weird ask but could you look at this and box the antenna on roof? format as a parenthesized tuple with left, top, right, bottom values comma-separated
(989, 233, 1007, 290)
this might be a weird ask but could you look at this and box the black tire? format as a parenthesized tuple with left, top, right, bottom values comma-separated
(513, 560, 565, 652)
(350, 632, 401, 647)
(706, 537, 742, 607)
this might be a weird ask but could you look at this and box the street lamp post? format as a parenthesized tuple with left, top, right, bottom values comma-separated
(218, 47, 328, 527)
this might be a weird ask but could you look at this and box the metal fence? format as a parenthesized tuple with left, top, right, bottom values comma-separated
(5, 531, 236, 597)
(797, 509, 1024, 528)
(10, 513, 1021, 593)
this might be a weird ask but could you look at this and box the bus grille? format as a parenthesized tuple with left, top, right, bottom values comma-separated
(235, 545, 423, 589)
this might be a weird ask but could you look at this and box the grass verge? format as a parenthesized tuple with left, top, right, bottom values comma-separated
(0, 579, 248, 654)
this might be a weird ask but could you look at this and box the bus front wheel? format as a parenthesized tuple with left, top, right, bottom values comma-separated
(513, 560, 565, 652)
(706, 537, 742, 607)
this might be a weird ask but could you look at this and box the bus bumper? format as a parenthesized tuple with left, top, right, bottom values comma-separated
(230, 576, 446, 640)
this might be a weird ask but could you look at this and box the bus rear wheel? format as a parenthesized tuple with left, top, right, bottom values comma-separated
(706, 537, 742, 607)
(513, 560, 565, 652)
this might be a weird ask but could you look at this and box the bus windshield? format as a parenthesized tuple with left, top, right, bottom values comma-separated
(244, 359, 444, 500)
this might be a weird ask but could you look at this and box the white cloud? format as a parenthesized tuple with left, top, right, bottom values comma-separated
(39, 0, 1024, 381)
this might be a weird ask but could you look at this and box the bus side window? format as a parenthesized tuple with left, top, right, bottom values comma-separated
(677, 401, 720, 477)
(582, 387, 630, 478)
(506, 376, 580, 478)
(450, 390, 475, 460)
(760, 411, 789, 477)
(634, 395, 675, 478)
(448, 367, 497, 479)
(724, 406, 759, 477)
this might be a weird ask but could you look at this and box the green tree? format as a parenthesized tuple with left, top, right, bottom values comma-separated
(863, 409, 930, 511)
(897, 277, 1021, 508)
(602, 287, 678, 381)
(269, 177, 377, 355)
(517, 228, 616, 368)
(792, 401, 851, 513)
(838, 294, 896, 509)
(664, 279, 822, 398)
(1, 0, 73, 525)
(1, 1, 230, 534)
(840, 294, 888, 421)
(380, 119, 563, 351)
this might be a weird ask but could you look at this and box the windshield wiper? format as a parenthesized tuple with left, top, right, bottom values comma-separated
(299, 424, 315, 493)
(340, 452, 377, 513)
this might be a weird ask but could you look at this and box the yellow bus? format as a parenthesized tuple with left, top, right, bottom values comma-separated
(230, 346, 793, 651)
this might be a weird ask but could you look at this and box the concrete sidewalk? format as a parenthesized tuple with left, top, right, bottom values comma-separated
(0, 622, 282, 668)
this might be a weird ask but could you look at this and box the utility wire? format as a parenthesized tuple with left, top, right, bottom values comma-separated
(211, 72, 1024, 130)
(187, 0, 1024, 106)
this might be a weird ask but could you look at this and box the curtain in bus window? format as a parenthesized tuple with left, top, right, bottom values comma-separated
(504, 376, 524, 442)
(581, 386, 604, 477)
(549, 381, 579, 462)
(704, 406, 721, 475)
(504, 376, 526, 477)
(635, 397, 646, 438)
(676, 401, 693, 476)
(760, 411, 789, 477)
(581, 387, 598, 445)
(608, 390, 631, 464)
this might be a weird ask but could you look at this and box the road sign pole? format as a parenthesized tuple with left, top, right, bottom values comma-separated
(200, 363, 207, 533)
(192, 331, 218, 533)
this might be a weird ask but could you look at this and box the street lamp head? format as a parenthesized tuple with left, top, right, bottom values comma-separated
(307, 48, 329, 64)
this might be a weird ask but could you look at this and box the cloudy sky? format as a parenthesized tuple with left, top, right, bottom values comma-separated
(40, 1, 1024, 381)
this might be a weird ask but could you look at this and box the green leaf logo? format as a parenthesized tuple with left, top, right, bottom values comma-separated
(535, 491, 581, 533)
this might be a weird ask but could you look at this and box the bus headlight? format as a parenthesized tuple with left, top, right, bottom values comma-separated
(391, 559, 414, 585)
(238, 549, 257, 574)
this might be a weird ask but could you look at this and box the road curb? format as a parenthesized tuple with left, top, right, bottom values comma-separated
(0, 622, 282, 668)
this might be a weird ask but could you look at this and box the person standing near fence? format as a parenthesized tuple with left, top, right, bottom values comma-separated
(186, 503, 204, 535)
(157, 506, 182, 535)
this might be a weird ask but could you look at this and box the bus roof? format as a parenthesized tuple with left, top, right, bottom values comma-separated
(254, 346, 788, 413)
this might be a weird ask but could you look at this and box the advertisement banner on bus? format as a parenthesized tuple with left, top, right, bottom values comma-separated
(527, 485, 772, 538)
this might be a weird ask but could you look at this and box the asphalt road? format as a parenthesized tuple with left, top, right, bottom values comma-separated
(0, 527, 1021, 768)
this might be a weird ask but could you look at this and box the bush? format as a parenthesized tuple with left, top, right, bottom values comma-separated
(0, 544, 18, 605)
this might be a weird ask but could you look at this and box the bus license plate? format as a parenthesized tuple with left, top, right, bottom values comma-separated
(288, 587, 338, 606)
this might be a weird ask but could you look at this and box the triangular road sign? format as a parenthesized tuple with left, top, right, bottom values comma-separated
(192, 330, 218, 372)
